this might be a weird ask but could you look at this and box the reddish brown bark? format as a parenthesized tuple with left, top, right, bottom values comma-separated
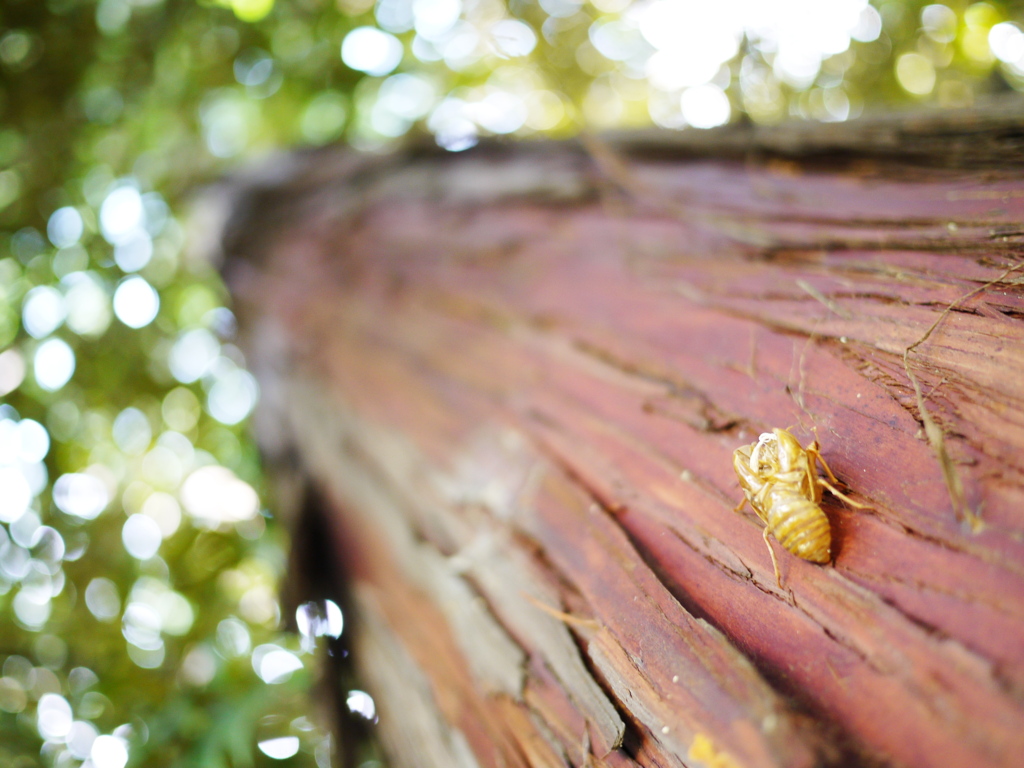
(220, 113, 1024, 768)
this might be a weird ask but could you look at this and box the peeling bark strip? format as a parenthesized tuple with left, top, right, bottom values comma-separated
(220, 110, 1024, 768)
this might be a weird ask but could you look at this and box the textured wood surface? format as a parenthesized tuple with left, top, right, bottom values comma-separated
(219, 121, 1024, 768)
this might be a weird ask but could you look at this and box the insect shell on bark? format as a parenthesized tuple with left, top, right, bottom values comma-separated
(733, 428, 835, 583)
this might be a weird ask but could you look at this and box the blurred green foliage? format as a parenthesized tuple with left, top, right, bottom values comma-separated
(0, 0, 1021, 766)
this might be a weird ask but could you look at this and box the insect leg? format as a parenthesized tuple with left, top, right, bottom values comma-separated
(763, 525, 783, 589)
(809, 445, 869, 509)
(808, 442, 841, 484)
(734, 496, 749, 513)
(817, 477, 869, 509)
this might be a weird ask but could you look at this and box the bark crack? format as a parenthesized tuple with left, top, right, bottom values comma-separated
(902, 261, 1024, 530)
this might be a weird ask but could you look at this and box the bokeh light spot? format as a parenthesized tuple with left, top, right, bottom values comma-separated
(471, 91, 527, 134)
(169, 329, 220, 384)
(113, 232, 153, 273)
(100, 186, 145, 246)
(18, 419, 50, 462)
(126, 642, 165, 669)
(142, 491, 183, 537)
(896, 52, 937, 95)
(234, 48, 274, 87)
(113, 407, 153, 455)
(180, 645, 217, 686)
(140, 442, 182, 488)
(681, 84, 731, 128)
(0, 677, 27, 713)
(162, 387, 202, 431)
(207, 367, 259, 425)
(253, 644, 304, 684)
(539, 0, 581, 19)
(13, 588, 52, 627)
(63, 272, 113, 338)
(0, 349, 26, 396)
(296, 599, 344, 651)
(36, 693, 73, 740)
(130, 576, 194, 635)
(11, 509, 42, 548)
(47, 207, 84, 249)
(31, 526, 65, 563)
(342, 27, 404, 76)
(181, 465, 259, 526)
(122, 515, 162, 560)
(34, 338, 76, 391)
(122, 601, 163, 652)
(413, 0, 462, 40)
(990, 22, 1024, 69)
(0, 466, 31, 523)
(851, 5, 882, 43)
(0, 169, 20, 211)
(85, 578, 121, 621)
(922, 4, 958, 44)
(90, 734, 129, 768)
(346, 690, 377, 720)
(113, 276, 160, 328)
(524, 90, 566, 131)
(23, 286, 66, 339)
(229, 0, 275, 23)
(1, 539, 33, 581)
(12, 227, 46, 260)
(217, 617, 252, 657)
(54, 473, 110, 520)
(0, 30, 40, 70)
(491, 20, 536, 58)
(200, 90, 258, 158)
(259, 736, 300, 759)
(301, 92, 349, 144)
(66, 720, 99, 760)
(377, 0, 414, 33)
(379, 73, 437, 120)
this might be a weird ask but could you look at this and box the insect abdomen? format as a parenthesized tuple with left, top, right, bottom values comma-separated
(767, 493, 831, 563)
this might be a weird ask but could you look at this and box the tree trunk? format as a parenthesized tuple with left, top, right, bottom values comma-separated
(215, 105, 1024, 768)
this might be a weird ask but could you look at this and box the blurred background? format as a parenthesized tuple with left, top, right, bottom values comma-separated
(0, 0, 1022, 766)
